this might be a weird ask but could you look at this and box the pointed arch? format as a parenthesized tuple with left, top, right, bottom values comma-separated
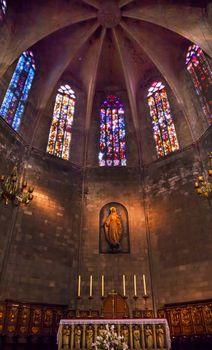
(0, 50, 35, 131)
(99, 95, 127, 167)
(47, 84, 76, 160)
(0, 0, 6, 19)
(147, 81, 179, 158)
(186, 44, 212, 124)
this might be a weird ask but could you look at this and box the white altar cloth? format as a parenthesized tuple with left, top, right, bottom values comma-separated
(57, 318, 171, 349)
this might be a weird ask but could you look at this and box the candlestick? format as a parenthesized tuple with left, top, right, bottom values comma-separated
(143, 274, 147, 295)
(77, 275, 81, 297)
(143, 294, 149, 310)
(123, 274, 126, 297)
(133, 295, 139, 313)
(88, 295, 93, 318)
(89, 275, 93, 297)
(100, 296, 105, 318)
(134, 274, 137, 297)
(101, 275, 104, 297)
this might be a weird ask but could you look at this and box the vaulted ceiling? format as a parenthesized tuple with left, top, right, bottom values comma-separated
(0, 0, 211, 143)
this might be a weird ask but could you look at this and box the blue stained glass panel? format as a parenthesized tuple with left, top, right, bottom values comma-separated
(186, 44, 212, 123)
(99, 95, 127, 167)
(0, 50, 35, 131)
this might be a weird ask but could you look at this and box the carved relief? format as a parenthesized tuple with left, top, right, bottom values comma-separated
(31, 308, 42, 334)
(32, 309, 42, 325)
(202, 304, 212, 333)
(156, 325, 165, 349)
(170, 309, 180, 327)
(44, 309, 53, 327)
(7, 306, 18, 333)
(157, 309, 166, 319)
(120, 325, 130, 346)
(191, 306, 204, 333)
(169, 308, 181, 335)
(0, 305, 5, 333)
(181, 308, 193, 334)
(19, 307, 30, 334)
(144, 325, 154, 349)
(62, 325, 71, 350)
(74, 325, 82, 350)
(143, 310, 154, 319)
(133, 325, 141, 350)
(8, 306, 18, 323)
(86, 325, 94, 350)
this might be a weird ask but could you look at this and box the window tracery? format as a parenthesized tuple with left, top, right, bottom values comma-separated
(0, 0, 7, 19)
(99, 95, 126, 166)
(186, 44, 212, 123)
(147, 81, 179, 157)
(47, 84, 76, 160)
(0, 50, 35, 131)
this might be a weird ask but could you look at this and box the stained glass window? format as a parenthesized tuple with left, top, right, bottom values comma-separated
(0, 50, 35, 131)
(99, 95, 126, 166)
(0, 0, 7, 19)
(147, 81, 179, 158)
(186, 44, 212, 123)
(47, 85, 76, 160)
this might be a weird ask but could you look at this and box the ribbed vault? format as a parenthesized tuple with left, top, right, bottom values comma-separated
(0, 0, 211, 150)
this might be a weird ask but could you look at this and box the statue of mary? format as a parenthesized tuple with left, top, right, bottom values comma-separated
(104, 207, 122, 250)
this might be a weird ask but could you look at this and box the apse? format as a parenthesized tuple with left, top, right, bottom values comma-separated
(0, 1, 211, 350)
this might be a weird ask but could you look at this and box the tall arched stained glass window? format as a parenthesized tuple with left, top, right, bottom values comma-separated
(0, 50, 35, 131)
(186, 44, 212, 123)
(147, 81, 179, 158)
(99, 95, 126, 166)
(47, 85, 76, 160)
(0, 0, 7, 20)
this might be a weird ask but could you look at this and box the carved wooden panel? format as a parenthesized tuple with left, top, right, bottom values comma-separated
(0, 304, 5, 333)
(0, 299, 211, 342)
(158, 301, 212, 336)
(5, 304, 19, 334)
(18, 305, 30, 335)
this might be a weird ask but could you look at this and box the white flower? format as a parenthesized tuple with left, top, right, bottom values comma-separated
(93, 325, 128, 350)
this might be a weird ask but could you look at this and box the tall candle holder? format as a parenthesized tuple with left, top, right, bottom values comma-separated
(100, 296, 105, 318)
(142, 294, 149, 310)
(123, 296, 128, 318)
(76, 296, 81, 318)
(88, 296, 93, 318)
(133, 295, 139, 311)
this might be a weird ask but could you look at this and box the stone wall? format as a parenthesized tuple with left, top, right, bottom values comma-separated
(0, 110, 211, 312)
(0, 119, 83, 305)
(144, 127, 212, 307)
(78, 166, 151, 312)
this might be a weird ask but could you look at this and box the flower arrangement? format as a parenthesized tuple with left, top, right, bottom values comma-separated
(93, 324, 128, 350)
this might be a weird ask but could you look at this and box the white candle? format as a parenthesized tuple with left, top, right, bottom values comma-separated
(89, 275, 93, 297)
(123, 275, 126, 297)
(101, 275, 104, 297)
(134, 274, 137, 297)
(143, 274, 147, 295)
(77, 275, 81, 297)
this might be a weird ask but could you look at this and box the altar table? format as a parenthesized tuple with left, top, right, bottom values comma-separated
(57, 318, 171, 350)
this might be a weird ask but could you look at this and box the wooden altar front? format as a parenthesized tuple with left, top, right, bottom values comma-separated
(57, 319, 171, 350)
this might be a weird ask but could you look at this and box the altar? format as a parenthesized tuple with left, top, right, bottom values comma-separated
(57, 318, 171, 350)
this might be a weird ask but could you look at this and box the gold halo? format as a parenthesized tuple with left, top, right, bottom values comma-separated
(110, 206, 116, 212)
